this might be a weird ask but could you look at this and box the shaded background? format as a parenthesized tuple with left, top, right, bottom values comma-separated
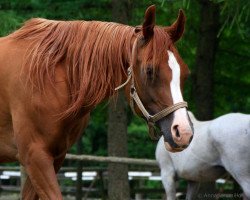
(0, 0, 249, 199)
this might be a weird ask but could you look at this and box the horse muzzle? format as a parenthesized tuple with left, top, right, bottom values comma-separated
(159, 112, 194, 152)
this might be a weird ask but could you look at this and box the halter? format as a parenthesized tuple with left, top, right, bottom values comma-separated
(115, 37, 188, 140)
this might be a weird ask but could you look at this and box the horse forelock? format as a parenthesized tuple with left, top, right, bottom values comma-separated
(11, 18, 135, 118)
(140, 27, 171, 74)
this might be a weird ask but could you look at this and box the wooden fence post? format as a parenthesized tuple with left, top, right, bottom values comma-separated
(20, 165, 27, 198)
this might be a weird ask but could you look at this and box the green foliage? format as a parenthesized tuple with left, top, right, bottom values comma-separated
(213, 0, 250, 39)
(0, 0, 249, 164)
(0, 11, 22, 36)
(128, 115, 157, 159)
(0, 1, 248, 198)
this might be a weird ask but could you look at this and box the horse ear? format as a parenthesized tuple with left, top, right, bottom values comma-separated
(165, 9, 186, 42)
(142, 5, 156, 40)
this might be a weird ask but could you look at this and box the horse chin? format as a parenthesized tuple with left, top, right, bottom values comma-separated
(164, 141, 186, 153)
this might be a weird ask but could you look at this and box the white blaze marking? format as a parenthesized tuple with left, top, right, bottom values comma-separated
(167, 50, 190, 132)
(168, 51, 183, 104)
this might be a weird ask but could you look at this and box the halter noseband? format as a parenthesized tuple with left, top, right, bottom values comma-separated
(115, 37, 188, 140)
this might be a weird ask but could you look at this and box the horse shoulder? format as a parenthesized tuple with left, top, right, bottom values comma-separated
(7, 62, 76, 156)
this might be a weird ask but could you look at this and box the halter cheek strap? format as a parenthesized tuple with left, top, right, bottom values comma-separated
(129, 70, 188, 140)
(115, 37, 188, 140)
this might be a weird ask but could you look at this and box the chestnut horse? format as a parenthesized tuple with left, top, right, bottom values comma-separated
(0, 5, 193, 200)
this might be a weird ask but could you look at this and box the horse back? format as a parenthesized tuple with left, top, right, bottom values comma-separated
(209, 113, 250, 167)
(209, 113, 250, 145)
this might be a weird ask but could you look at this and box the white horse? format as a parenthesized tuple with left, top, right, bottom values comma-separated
(156, 112, 250, 200)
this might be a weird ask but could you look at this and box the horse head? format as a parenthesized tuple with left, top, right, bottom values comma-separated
(123, 5, 193, 152)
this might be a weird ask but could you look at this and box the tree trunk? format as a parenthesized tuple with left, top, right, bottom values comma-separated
(107, 91, 130, 200)
(192, 0, 220, 199)
(193, 0, 220, 120)
(107, 1, 131, 199)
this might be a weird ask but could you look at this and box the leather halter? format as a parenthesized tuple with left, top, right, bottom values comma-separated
(115, 37, 188, 140)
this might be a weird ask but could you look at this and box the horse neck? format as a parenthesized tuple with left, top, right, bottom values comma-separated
(103, 29, 136, 97)
(11, 19, 137, 118)
(65, 22, 137, 117)
(188, 112, 212, 129)
(116, 27, 137, 71)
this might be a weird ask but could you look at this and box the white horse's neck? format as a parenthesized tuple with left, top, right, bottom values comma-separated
(188, 111, 212, 128)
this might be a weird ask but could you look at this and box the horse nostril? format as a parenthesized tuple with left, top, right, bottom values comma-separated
(173, 125, 180, 138)
(189, 135, 193, 143)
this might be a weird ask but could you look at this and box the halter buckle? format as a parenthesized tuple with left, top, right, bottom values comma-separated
(127, 67, 132, 75)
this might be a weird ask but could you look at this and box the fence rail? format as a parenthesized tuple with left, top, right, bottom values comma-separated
(65, 154, 158, 166)
(0, 154, 160, 199)
(0, 154, 159, 171)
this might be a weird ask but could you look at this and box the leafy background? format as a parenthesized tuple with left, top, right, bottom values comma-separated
(0, 0, 249, 198)
(0, 0, 249, 160)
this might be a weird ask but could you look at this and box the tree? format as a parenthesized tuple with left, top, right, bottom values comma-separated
(193, 0, 220, 121)
(107, 93, 130, 200)
(192, 0, 220, 198)
(107, 1, 131, 199)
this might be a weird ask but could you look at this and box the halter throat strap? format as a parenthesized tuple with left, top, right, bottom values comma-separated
(130, 86, 188, 123)
(129, 74, 188, 140)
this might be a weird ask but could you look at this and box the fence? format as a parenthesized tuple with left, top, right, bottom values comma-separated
(0, 154, 238, 200)
(66, 154, 158, 166)
(0, 154, 164, 200)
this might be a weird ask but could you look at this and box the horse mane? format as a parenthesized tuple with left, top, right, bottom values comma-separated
(10, 18, 171, 118)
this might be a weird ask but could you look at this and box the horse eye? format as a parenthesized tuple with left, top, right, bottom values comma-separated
(146, 67, 154, 79)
